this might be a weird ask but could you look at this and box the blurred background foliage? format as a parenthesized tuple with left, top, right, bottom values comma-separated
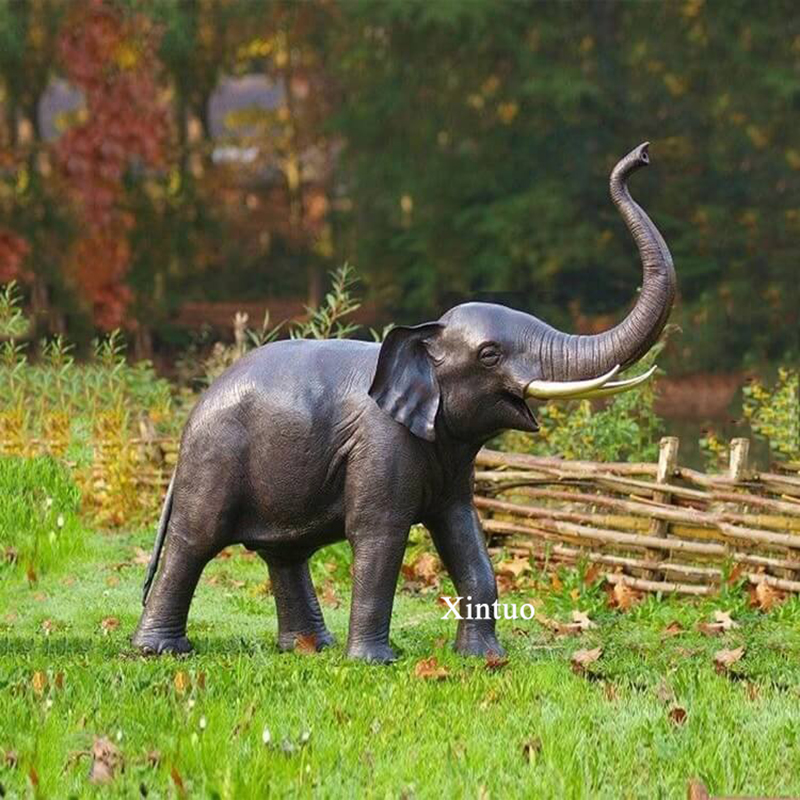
(0, 0, 796, 376)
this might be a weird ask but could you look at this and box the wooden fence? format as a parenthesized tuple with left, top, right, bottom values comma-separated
(474, 437, 800, 595)
(6, 430, 800, 594)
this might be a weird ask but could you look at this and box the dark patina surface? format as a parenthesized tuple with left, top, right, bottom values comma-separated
(133, 143, 675, 662)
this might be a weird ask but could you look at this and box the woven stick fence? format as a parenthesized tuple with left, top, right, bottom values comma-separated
(475, 437, 800, 595)
(7, 430, 799, 595)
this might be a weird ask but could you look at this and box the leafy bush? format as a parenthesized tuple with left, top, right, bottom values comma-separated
(497, 346, 664, 463)
(743, 369, 799, 462)
(0, 456, 84, 579)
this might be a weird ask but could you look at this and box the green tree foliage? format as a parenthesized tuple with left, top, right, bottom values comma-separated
(331, 0, 800, 372)
(0, 0, 797, 376)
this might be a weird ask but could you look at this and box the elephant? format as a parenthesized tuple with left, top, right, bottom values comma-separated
(133, 142, 675, 662)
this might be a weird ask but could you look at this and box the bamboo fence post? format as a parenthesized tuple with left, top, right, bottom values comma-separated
(728, 438, 750, 482)
(643, 436, 679, 581)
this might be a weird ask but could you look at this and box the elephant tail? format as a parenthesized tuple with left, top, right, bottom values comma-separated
(141, 472, 176, 606)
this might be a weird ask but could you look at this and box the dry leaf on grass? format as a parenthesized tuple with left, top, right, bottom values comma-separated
(497, 557, 531, 579)
(687, 779, 710, 800)
(698, 610, 739, 636)
(582, 563, 603, 586)
(749, 581, 786, 612)
(31, 671, 47, 696)
(662, 621, 683, 637)
(88, 737, 122, 785)
(414, 657, 450, 681)
(485, 652, 509, 672)
(402, 553, 441, 588)
(714, 646, 745, 674)
(570, 647, 602, 675)
(607, 580, 643, 611)
(321, 582, 340, 608)
(668, 706, 687, 725)
(100, 617, 120, 635)
(295, 634, 318, 655)
(537, 610, 595, 637)
(171, 765, 186, 797)
(4, 750, 19, 768)
(173, 671, 190, 695)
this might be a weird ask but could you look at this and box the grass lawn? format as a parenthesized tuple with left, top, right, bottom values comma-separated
(2, 461, 800, 798)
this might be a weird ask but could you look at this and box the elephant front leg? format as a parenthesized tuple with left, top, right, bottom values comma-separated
(345, 525, 409, 664)
(427, 502, 505, 658)
(260, 552, 334, 652)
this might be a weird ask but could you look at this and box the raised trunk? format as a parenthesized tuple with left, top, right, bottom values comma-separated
(549, 142, 676, 380)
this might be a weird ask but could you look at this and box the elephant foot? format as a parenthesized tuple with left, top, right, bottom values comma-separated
(278, 629, 335, 653)
(346, 641, 397, 664)
(132, 629, 193, 656)
(454, 630, 506, 658)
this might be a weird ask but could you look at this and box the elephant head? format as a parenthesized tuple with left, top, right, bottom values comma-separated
(370, 142, 676, 443)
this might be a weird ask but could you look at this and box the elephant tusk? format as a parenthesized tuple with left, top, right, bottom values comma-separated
(567, 365, 658, 399)
(525, 365, 620, 400)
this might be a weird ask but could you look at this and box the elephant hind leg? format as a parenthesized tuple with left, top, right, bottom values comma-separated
(260, 552, 334, 652)
(132, 517, 225, 655)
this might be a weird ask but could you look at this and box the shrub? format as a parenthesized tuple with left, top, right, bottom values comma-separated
(496, 345, 664, 463)
(743, 368, 799, 462)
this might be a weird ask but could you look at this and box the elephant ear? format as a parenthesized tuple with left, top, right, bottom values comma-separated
(369, 322, 444, 442)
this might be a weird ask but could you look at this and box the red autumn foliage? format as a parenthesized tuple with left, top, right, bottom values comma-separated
(0, 230, 31, 283)
(55, 0, 169, 329)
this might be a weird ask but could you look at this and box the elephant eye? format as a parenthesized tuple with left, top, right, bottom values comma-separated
(478, 343, 502, 367)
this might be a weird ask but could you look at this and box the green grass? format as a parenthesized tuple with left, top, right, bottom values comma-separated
(2, 466, 800, 797)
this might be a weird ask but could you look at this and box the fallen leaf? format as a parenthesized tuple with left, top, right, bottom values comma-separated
(173, 671, 191, 695)
(31, 671, 47, 696)
(414, 656, 450, 680)
(521, 737, 542, 763)
(714, 646, 745, 674)
(196, 672, 206, 690)
(511, 627, 529, 637)
(550, 572, 563, 593)
(4, 750, 18, 768)
(749, 581, 786, 612)
(571, 610, 596, 631)
(170, 765, 186, 797)
(662, 621, 683, 637)
(145, 750, 161, 768)
(295, 634, 318, 655)
(101, 617, 120, 635)
(132, 547, 150, 565)
(608, 580, 643, 611)
(26, 563, 37, 585)
(687, 779, 710, 800)
(485, 652, 509, 672)
(3, 547, 18, 564)
(570, 647, 602, 675)
(497, 556, 531, 579)
(28, 766, 39, 787)
(54, 671, 64, 690)
(41, 619, 53, 635)
(88, 737, 122, 784)
(321, 582, 340, 609)
(668, 706, 687, 725)
(726, 563, 745, 585)
(402, 552, 441, 587)
(569, 588, 580, 601)
(714, 610, 739, 630)
(582, 562, 603, 586)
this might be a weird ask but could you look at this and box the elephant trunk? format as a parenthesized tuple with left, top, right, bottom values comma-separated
(547, 142, 676, 381)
